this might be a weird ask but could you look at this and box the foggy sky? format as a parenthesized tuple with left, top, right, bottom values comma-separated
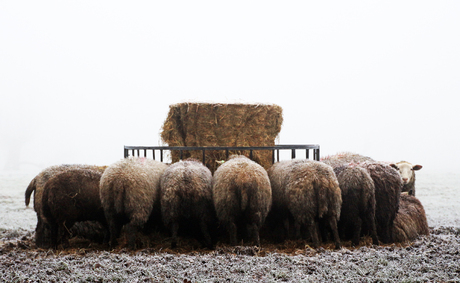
(1, 1, 459, 174)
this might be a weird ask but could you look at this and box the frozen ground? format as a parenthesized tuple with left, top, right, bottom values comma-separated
(1, 171, 459, 282)
(1, 227, 459, 282)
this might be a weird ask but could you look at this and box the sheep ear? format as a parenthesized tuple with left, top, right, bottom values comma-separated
(412, 165, 423, 171)
(390, 163, 398, 169)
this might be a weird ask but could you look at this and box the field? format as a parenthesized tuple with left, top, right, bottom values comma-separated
(1, 172, 459, 282)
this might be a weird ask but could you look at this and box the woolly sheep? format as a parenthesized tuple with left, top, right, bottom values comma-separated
(268, 159, 342, 249)
(321, 152, 375, 168)
(333, 165, 379, 246)
(160, 159, 215, 249)
(323, 153, 404, 244)
(212, 155, 272, 246)
(264, 160, 294, 242)
(390, 161, 423, 196)
(100, 157, 168, 249)
(68, 221, 108, 244)
(361, 162, 402, 244)
(25, 164, 107, 248)
(392, 193, 429, 243)
(41, 168, 107, 249)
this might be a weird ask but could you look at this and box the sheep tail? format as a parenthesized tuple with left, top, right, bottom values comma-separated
(25, 177, 37, 207)
(113, 180, 127, 215)
(239, 184, 249, 212)
(316, 180, 329, 219)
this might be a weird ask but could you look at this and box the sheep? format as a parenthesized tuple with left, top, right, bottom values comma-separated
(41, 168, 107, 248)
(99, 157, 168, 249)
(390, 161, 423, 196)
(212, 155, 272, 246)
(25, 164, 107, 248)
(67, 221, 108, 244)
(333, 164, 379, 246)
(361, 162, 402, 244)
(321, 152, 375, 168)
(264, 160, 294, 242)
(323, 153, 404, 244)
(268, 159, 342, 249)
(160, 159, 215, 249)
(392, 193, 429, 243)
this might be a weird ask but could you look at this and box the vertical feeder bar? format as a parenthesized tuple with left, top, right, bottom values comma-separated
(306, 149, 310, 160)
(291, 149, 296, 159)
(152, 149, 156, 160)
(124, 148, 129, 158)
(249, 150, 253, 160)
(160, 149, 164, 162)
(202, 149, 206, 164)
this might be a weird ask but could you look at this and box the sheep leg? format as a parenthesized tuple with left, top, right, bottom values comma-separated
(227, 221, 238, 246)
(108, 218, 122, 248)
(380, 222, 392, 244)
(364, 214, 379, 245)
(59, 220, 74, 248)
(170, 221, 179, 249)
(352, 217, 362, 247)
(57, 224, 70, 249)
(247, 212, 262, 246)
(387, 223, 395, 243)
(200, 219, 214, 249)
(49, 221, 59, 249)
(283, 217, 291, 240)
(294, 219, 302, 240)
(306, 219, 320, 248)
(247, 222, 260, 247)
(35, 218, 51, 248)
(327, 217, 341, 249)
(125, 222, 139, 249)
(102, 225, 110, 244)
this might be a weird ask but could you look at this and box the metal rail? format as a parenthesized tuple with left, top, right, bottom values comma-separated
(124, 144, 320, 164)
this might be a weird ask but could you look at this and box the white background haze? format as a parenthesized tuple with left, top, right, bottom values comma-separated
(1, 1, 459, 174)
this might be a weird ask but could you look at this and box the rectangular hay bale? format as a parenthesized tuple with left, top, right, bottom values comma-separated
(160, 102, 283, 172)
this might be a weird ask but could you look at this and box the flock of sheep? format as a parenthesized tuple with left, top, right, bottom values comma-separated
(24, 152, 428, 250)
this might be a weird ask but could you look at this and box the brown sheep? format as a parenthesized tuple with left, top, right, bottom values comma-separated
(392, 193, 429, 243)
(212, 155, 272, 246)
(160, 159, 215, 249)
(41, 168, 107, 249)
(25, 164, 107, 248)
(390, 161, 423, 196)
(333, 164, 379, 246)
(268, 159, 342, 249)
(99, 157, 168, 249)
(361, 162, 402, 244)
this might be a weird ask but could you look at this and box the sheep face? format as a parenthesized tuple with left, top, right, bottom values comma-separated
(390, 161, 422, 185)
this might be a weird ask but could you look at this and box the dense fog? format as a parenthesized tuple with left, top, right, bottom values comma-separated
(1, 1, 459, 174)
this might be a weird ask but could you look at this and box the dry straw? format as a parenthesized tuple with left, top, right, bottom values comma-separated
(160, 102, 283, 172)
